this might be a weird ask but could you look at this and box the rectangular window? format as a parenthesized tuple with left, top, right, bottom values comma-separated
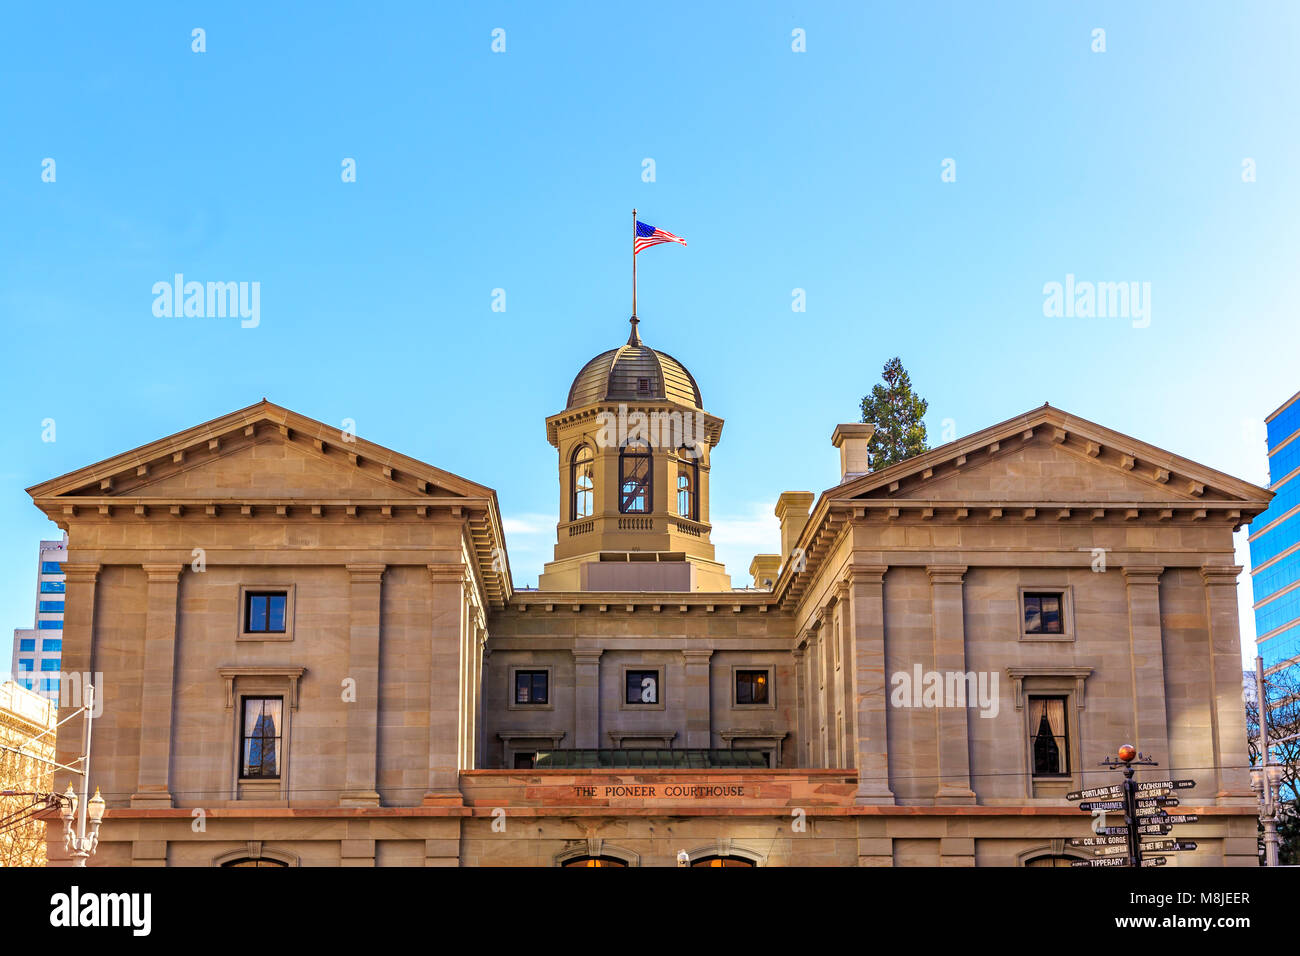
(20, 679, 33, 691)
(38, 601, 64, 613)
(19, 639, 35, 652)
(40, 581, 65, 593)
(37, 620, 62, 630)
(1028, 696, 1070, 775)
(40, 679, 58, 692)
(514, 670, 549, 705)
(41, 639, 61, 652)
(39, 659, 60, 672)
(244, 592, 288, 634)
(1023, 592, 1064, 634)
(736, 669, 770, 705)
(240, 697, 284, 779)
(626, 670, 659, 705)
(514, 752, 536, 770)
(41, 561, 63, 574)
(18, 659, 33, 671)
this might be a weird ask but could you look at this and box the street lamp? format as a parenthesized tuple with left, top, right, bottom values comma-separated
(1253, 656, 1284, 867)
(60, 785, 105, 866)
(59, 682, 104, 867)
(1250, 764, 1285, 866)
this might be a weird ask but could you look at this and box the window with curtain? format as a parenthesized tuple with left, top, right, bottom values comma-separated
(619, 440, 651, 513)
(571, 444, 595, 520)
(1024, 592, 1064, 634)
(241, 696, 283, 778)
(1028, 696, 1069, 775)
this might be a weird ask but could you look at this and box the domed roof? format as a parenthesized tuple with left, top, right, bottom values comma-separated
(566, 318, 703, 410)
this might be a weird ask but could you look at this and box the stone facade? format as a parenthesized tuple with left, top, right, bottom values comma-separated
(26, 344, 1271, 866)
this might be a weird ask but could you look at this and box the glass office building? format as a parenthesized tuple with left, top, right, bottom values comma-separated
(1250, 392, 1300, 674)
(8, 534, 67, 702)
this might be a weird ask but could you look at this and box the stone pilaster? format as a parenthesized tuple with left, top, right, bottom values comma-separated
(928, 565, 976, 804)
(682, 649, 713, 748)
(48, 562, 99, 866)
(341, 563, 385, 806)
(819, 609, 837, 765)
(849, 565, 894, 804)
(572, 649, 603, 748)
(424, 563, 466, 805)
(132, 563, 185, 807)
(791, 642, 806, 770)
(806, 626, 825, 766)
(1123, 566, 1170, 768)
(833, 583, 853, 767)
(1202, 566, 1254, 801)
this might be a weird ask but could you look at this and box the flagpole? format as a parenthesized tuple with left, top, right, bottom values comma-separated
(632, 207, 637, 319)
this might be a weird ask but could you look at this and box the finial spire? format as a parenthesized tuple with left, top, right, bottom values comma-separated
(627, 314, 642, 346)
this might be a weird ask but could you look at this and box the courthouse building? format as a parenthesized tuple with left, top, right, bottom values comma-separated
(29, 317, 1270, 866)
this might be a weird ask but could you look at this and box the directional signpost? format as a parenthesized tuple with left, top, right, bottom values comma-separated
(1066, 746, 1198, 868)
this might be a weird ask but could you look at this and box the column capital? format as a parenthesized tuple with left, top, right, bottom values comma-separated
(142, 563, 185, 583)
(1122, 565, 1165, 586)
(926, 565, 967, 585)
(571, 649, 604, 666)
(346, 563, 387, 584)
(848, 564, 888, 586)
(1200, 565, 1243, 586)
(681, 648, 714, 665)
(62, 562, 101, 584)
(427, 562, 467, 584)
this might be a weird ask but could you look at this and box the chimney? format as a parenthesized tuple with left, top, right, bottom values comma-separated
(748, 554, 781, 590)
(831, 423, 876, 482)
(775, 492, 815, 565)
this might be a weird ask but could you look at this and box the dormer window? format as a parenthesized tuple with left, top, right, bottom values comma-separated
(637, 377, 651, 394)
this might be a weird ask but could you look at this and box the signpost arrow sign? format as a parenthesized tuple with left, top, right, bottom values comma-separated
(1097, 824, 1171, 836)
(1068, 836, 1130, 847)
(1095, 844, 1138, 856)
(1077, 800, 1125, 812)
(1072, 856, 1132, 867)
(1155, 814, 1198, 825)
(1140, 840, 1197, 852)
(1067, 785, 1123, 801)
(1141, 856, 1167, 867)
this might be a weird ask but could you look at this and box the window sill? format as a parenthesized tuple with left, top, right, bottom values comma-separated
(1019, 632, 1073, 643)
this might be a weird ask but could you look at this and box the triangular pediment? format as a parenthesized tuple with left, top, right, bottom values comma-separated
(837, 405, 1270, 507)
(26, 400, 490, 503)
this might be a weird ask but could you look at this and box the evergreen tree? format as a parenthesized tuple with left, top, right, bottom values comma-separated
(859, 357, 929, 471)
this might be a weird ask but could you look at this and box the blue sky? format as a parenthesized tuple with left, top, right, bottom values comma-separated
(2, 1, 1297, 672)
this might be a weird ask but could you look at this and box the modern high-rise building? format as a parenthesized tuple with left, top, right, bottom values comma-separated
(8, 534, 68, 701)
(1249, 391, 1300, 675)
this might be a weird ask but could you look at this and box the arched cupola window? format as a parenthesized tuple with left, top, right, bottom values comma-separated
(619, 440, 652, 514)
(676, 450, 698, 521)
(571, 444, 595, 520)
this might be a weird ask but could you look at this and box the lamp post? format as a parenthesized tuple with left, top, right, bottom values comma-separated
(59, 784, 105, 866)
(58, 682, 104, 866)
(1254, 656, 1282, 867)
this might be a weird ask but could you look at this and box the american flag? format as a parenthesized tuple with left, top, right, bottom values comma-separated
(634, 220, 687, 254)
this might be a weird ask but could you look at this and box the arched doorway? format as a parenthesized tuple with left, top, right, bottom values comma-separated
(691, 856, 755, 867)
(561, 856, 628, 867)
